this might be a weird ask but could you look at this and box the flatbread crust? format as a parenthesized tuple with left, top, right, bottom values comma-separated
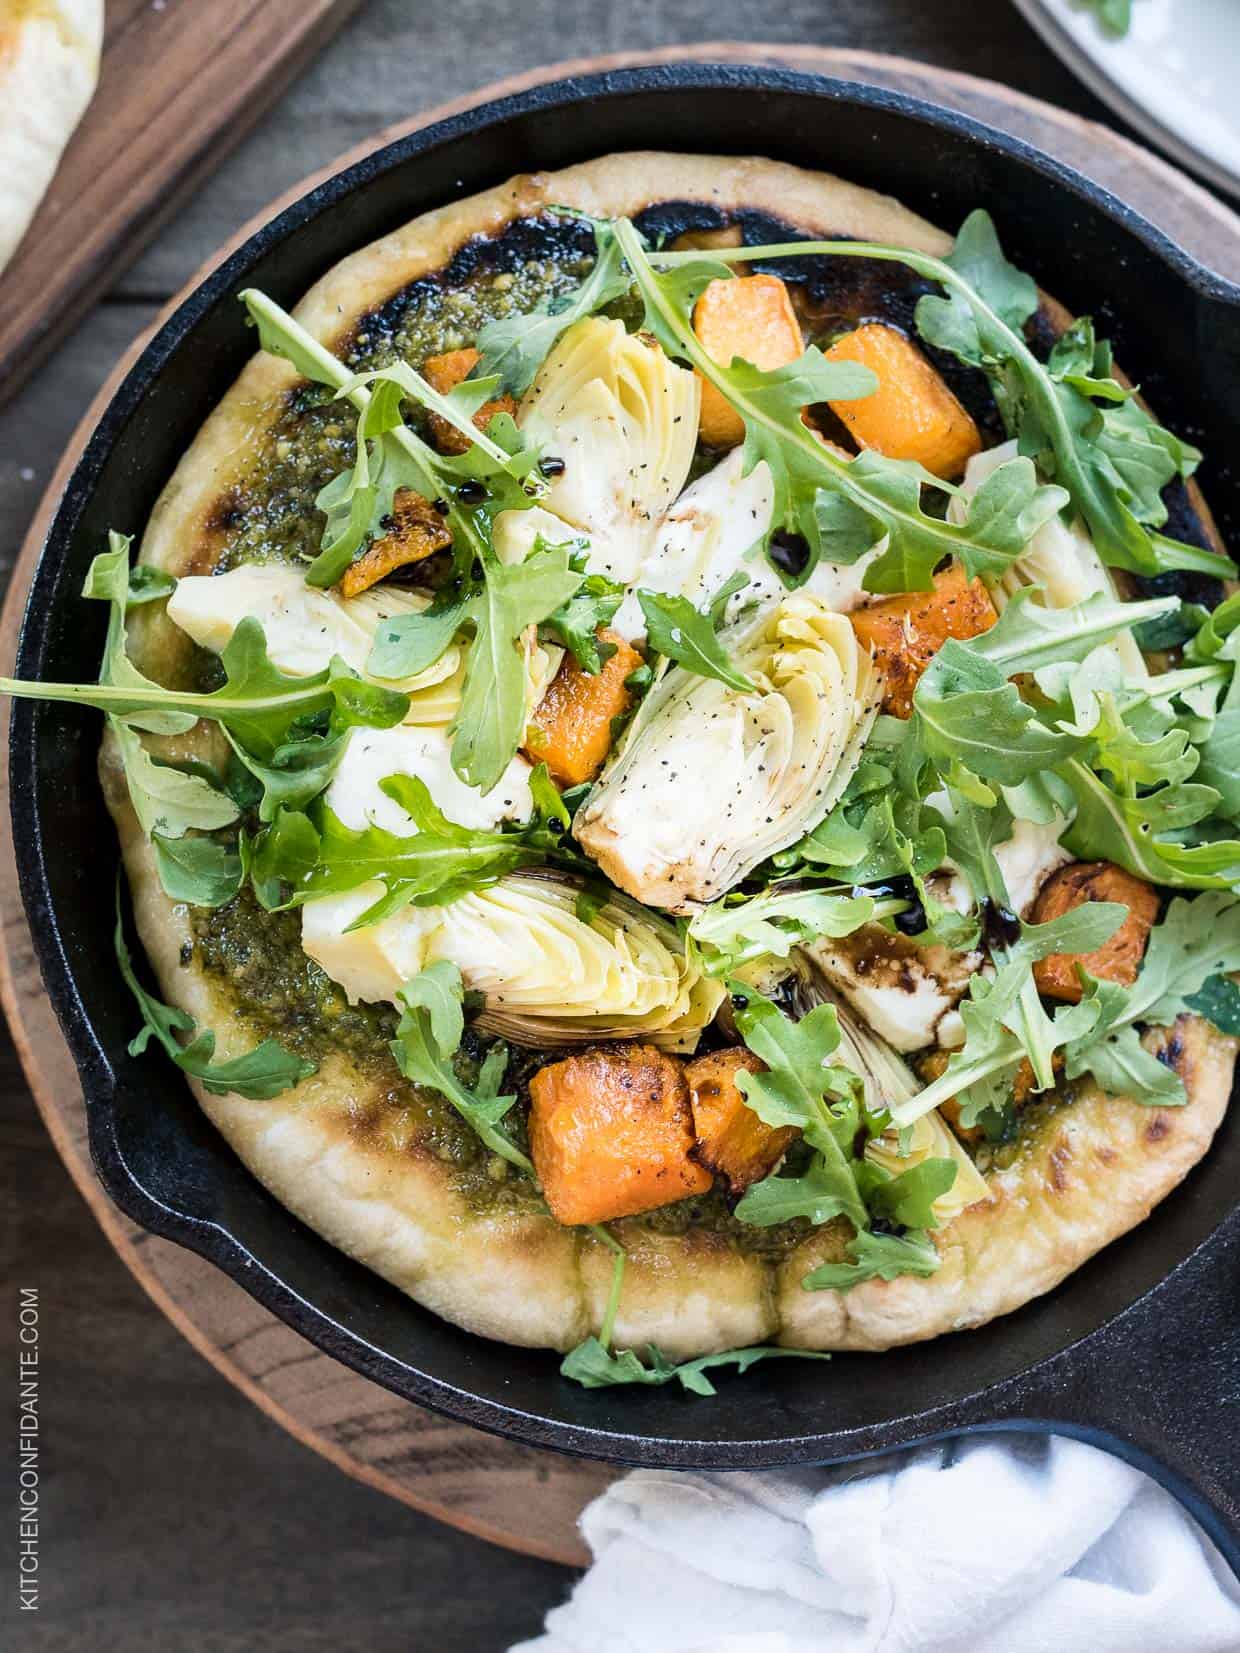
(0, 0, 101, 273)
(108, 151, 1237, 1361)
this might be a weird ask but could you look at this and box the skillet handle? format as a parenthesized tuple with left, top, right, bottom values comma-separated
(968, 1219, 1240, 1573)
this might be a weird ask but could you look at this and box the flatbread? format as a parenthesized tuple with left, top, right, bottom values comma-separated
(0, 0, 101, 273)
(107, 152, 1238, 1360)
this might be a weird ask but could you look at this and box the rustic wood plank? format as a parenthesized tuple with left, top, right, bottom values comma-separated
(0, 0, 362, 408)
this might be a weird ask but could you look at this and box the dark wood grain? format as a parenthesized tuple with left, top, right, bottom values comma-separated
(0, 0, 362, 409)
(3, 3, 1238, 1646)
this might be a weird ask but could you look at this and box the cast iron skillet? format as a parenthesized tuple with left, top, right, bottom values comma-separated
(12, 65, 1240, 1561)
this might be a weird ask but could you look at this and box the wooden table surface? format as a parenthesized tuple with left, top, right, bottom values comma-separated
(0, 3, 1209, 1648)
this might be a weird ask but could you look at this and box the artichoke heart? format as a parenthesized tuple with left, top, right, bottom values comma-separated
(166, 561, 559, 728)
(833, 996, 991, 1224)
(301, 873, 722, 1051)
(166, 563, 464, 711)
(512, 317, 699, 584)
(574, 594, 883, 913)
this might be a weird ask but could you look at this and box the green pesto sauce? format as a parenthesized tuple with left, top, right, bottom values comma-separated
(215, 256, 592, 574)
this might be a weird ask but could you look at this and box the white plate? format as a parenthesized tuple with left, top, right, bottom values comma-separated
(1012, 0, 1240, 197)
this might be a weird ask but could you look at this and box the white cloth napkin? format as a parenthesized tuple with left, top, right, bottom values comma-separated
(512, 1434, 1240, 1653)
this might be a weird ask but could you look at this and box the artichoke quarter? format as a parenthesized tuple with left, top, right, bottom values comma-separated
(574, 594, 883, 913)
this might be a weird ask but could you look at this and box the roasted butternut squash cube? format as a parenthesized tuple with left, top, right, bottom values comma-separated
(692, 274, 804, 450)
(685, 1047, 796, 1195)
(1031, 861, 1160, 1003)
(525, 627, 643, 786)
(848, 563, 997, 718)
(421, 347, 518, 455)
(824, 323, 981, 479)
(528, 1045, 711, 1226)
(338, 488, 452, 598)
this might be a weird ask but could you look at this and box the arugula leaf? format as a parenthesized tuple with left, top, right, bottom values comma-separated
(913, 216, 1221, 579)
(823, 450, 1068, 593)
(302, 775, 540, 926)
(243, 808, 320, 910)
(560, 1338, 830, 1394)
(225, 723, 349, 824)
(733, 1157, 863, 1228)
(618, 220, 1068, 591)
(1186, 973, 1240, 1035)
(1065, 977, 1188, 1107)
(801, 1230, 940, 1292)
(367, 592, 468, 681)
(858, 1156, 958, 1230)
(688, 886, 894, 974)
(127, 565, 177, 606)
(389, 963, 530, 1172)
(151, 833, 243, 908)
(527, 761, 571, 831)
(915, 207, 1038, 361)
(636, 587, 755, 691)
(81, 535, 197, 736)
(110, 720, 240, 839)
(2, 613, 409, 763)
(1060, 757, 1240, 889)
(729, 988, 869, 1230)
(967, 585, 1178, 677)
(651, 217, 1230, 581)
(474, 217, 632, 395)
(890, 904, 1126, 1126)
(1134, 603, 1209, 654)
(913, 639, 1086, 786)
(1096, 892, 1240, 1031)
(449, 541, 585, 791)
(116, 897, 314, 1099)
(540, 547, 623, 674)
(397, 958, 466, 1055)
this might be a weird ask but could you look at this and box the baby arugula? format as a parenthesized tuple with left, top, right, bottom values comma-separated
(614, 220, 1070, 595)
(724, 986, 959, 1291)
(251, 774, 543, 928)
(116, 894, 314, 1100)
(687, 885, 899, 975)
(390, 961, 532, 1172)
(1063, 891, 1240, 1107)
(0, 534, 408, 910)
(244, 292, 587, 796)
(474, 217, 632, 396)
(637, 586, 756, 692)
(646, 212, 1229, 582)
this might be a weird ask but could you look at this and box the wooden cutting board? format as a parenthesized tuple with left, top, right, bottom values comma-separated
(0, 0, 363, 408)
(4, 44, 1240, 1572)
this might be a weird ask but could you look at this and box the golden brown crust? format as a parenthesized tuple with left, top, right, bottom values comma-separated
(107, 152, 1236, 1361)
(777, 1017, 1234, 1351)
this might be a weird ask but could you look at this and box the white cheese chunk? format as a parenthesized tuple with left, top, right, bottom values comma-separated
(802, 930, 975, 1053)
(613, 449, 886, 640)
(325, 724, 533, 835)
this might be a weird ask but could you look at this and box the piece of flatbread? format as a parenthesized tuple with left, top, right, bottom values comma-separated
(0, 0, 102, 274)
(105, 152, 1237, 1360)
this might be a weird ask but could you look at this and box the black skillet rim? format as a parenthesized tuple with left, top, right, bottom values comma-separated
(11, 63, 1240, 1469)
